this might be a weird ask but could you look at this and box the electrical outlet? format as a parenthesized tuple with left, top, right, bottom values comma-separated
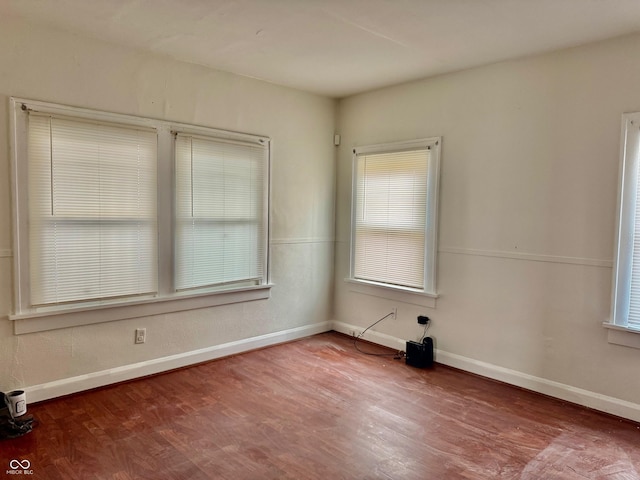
(392, 307, 397, 319)
(135, 328, 146, 344)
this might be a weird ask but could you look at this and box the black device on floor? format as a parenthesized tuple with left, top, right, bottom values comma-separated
(406, 337, 433, 368)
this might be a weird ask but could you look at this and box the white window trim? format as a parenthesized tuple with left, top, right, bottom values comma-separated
(10, 285, 272, 334)
(344, 278, 438, 310)
(347, 137, 441, 296)
(9, 97, 272, 334)
(606, 111, 640, 347)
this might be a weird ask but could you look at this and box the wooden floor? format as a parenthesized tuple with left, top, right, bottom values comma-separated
(2, 332, 640, 479)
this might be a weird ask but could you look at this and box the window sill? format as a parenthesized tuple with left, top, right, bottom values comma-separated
(9, 284, 273, 334)
(603, 322, 640, 349)
(344, 278, 438, 308)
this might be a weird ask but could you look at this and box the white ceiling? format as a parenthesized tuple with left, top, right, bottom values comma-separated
(4, 0, 640, 98)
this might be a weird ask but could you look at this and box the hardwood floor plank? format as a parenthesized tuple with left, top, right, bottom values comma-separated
(1, 332, 639, 479)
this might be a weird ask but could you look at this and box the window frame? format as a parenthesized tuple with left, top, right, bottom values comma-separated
(607, 112, 640, 347)
(25, 113, 160, 307)
(9, 97, 272, 334)
(174, 133, 269, 292)
(348, 137, 441, 297)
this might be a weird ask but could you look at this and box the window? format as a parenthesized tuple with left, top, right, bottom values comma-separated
(349, 138, 441, 295)
(27, 114, 158, 307)
(10, 98, 270, 332)
(175, 134, 268, 291)
(611, 112, 640, 331)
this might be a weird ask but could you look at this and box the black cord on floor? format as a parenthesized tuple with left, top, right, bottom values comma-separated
(353, 312, 405, 359)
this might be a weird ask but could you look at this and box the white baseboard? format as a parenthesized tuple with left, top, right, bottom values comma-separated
(331, 320, 640, 423)
(24, 322, 332, 403)
(436, 350, 640, 423)
(332, 320, 405, 350)
(22, 319, 640, 423)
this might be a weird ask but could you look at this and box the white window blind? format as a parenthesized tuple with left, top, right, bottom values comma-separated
(175, 134, 268, 291)
(628, 130, 640, 330)
(613, 114, 640, 330)
(350, 138, 440, 295)
(354, 148, 430, 289)
(27, 113, 158, 306)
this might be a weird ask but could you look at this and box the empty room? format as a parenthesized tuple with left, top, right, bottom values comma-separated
(2, 0, 640, 478)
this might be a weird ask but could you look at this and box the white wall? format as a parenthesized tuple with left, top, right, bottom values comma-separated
(0, 19, 336, 394)
(334, 33, 640, 416)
